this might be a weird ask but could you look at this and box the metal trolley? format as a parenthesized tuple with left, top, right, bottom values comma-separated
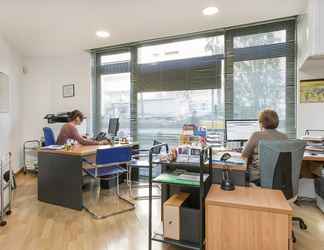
(23, 140, 41, 174)
(0, 152, 13, 226)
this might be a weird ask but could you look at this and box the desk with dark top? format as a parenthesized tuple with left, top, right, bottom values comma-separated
(38, 143, 138, 210)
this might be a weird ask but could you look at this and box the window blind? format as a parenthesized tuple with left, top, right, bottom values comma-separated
(136, 55, 223, 92)
(225, 20, 296, 138)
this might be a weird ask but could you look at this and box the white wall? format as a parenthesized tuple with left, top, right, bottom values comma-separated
(297, 65, 324, 137)
(297, 0, 324, 69)
(22, 53, 92, 142)
(296, 0, 324, 138)
(0, 35, 23, 172)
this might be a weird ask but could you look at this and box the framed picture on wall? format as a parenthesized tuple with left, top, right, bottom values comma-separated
(300, 79, 324, 103)
(62, 84, 75, 98)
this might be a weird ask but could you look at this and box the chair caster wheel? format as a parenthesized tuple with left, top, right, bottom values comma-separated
(0, 221, 7, 226)
(300, 221, 307, 230)
(6, 210, 12, 216)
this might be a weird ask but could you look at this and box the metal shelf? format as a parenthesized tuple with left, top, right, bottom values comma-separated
(152, 233, 201, 250)
(23, 140, 40, 174)
(148, 145, 212, 250)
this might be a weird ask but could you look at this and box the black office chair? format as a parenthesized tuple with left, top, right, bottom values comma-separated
(129, 140, 166, 200)
(259, 140, 307, 243)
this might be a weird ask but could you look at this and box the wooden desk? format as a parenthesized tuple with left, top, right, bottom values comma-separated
(205, 185, 293, 250)
(302, 154, 324, 177)
(304, 156, 324, 162)
(38, 143, 138, 210)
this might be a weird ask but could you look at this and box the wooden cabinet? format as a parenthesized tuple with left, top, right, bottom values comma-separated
(205, 185, 293, 250)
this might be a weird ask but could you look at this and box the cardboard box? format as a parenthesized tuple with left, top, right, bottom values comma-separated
(163, 192, 190, 240)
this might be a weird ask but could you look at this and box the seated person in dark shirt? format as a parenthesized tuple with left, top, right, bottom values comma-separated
(56, 110, 110, 145)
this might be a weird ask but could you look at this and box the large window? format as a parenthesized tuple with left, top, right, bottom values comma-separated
(93, 19, 296, 141)
(97, 52, 131, 136)
(228, 22, 295, 137)
(138, 88, 224, 148)
(136, 35, 224, 147)
(233, 57, 286, 130)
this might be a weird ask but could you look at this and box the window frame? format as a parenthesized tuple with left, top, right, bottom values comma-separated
(92, 17, 297, 139)
(225, 20, 296, 137)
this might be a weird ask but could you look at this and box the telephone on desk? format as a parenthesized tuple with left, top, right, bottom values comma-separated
(94, 132, 108, 141)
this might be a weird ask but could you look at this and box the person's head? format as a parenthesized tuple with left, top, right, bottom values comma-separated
(258, 109, 279, 130)
(69, 110, 84, 125)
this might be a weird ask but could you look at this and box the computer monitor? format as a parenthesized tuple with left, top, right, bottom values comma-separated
(225, 120, 259, 142)
(108, 118, 119, 136)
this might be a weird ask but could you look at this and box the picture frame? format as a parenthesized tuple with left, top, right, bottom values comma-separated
(62, 84, 75, 98)
(300, 79, 324, 103)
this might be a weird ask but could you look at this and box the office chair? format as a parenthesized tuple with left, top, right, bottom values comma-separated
(82, 146, 135, 219)
(43, 127, 56, 146)
(259, 140, 307, 243)
(128, 140, 166, 200)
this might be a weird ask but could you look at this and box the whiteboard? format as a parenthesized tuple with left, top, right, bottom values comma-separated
(0, 72, 9, 113)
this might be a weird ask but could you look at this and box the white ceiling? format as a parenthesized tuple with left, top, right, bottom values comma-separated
(0, 0, 307, 57)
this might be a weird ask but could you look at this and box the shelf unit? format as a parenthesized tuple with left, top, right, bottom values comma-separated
(0, 152, 13, 227)
(148, 145, 212, 250)
(23, 140, 41, 174)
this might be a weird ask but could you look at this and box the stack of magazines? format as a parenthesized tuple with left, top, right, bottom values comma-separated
(302, 135, 324, 154)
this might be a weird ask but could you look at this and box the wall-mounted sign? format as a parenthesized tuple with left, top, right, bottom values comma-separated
(0, 72, 9, 113)
(300, 79, 324, 103)
(62, 84, 75, 98)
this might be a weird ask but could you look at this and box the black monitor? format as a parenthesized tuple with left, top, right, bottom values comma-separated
(225, 120, 259, 142)
(108, 118, 119, 136)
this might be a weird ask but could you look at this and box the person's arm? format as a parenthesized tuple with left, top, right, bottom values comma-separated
(241, 132, 258, 160)
(70, 126, 101, 145)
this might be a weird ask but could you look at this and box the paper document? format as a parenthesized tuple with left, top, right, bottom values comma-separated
(176, 173, 209, 182)
(41, 145, 65, 150)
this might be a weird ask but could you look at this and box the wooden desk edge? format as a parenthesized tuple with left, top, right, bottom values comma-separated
(205, 185, 293, 216)
(38, 143, 139, 157)
(303, 155, 324, 162)
(211, 163, 247, 172)
(205, 199, 293, 215)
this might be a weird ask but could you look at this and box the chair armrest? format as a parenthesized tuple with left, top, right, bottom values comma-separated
(82, 158, 96, 167)
(132, 154, 149, 159)
(138, 149, 150, 152)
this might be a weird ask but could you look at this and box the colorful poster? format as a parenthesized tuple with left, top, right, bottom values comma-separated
(300, 79, 324, 103)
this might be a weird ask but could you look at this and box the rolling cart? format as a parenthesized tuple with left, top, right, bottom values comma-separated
(1, 152, 13, 226)
(23, 140, 41, 174)
(148, 145, 212, 250)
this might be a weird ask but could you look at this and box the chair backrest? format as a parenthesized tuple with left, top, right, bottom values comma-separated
(96, 146, 132, 166)
(259, 140, 305, 199)
(151, 140, 162, 154)
(43, 127, 56, 146)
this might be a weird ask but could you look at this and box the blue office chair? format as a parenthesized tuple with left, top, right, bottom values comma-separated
(82, 146, 135, 219)
(259, 139, 307, 243)
(43, 127, 56, 146)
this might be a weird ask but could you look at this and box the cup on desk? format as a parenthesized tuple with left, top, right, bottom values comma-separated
(64, 139, 74, 151)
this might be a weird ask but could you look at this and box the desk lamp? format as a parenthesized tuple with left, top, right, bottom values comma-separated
(220, 153, 235, 191)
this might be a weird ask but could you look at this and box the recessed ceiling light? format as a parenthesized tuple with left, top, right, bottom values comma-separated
(96, 30, 110, 38)
(202, 7, 219, 16)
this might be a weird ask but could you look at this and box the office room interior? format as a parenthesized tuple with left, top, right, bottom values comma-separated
(1, 0, 324, 249)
